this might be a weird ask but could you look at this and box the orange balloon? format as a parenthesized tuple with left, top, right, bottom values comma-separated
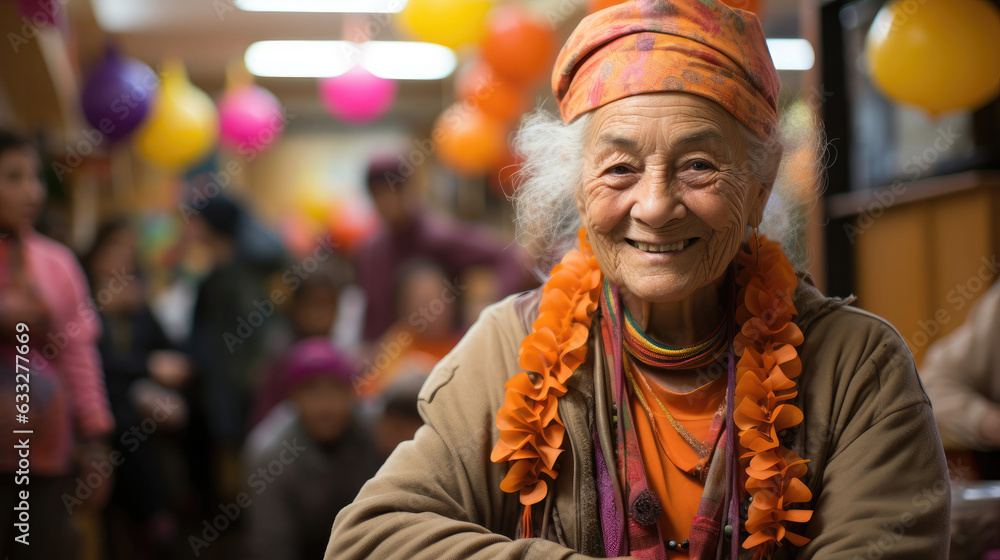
(586, 0, 627, 13)
(481, 6, 555, 84)
(723, 0, 762, 15)
(455, 61, 527, 122)
(328, 200, 379, 253)
(433, 105, 508, 176)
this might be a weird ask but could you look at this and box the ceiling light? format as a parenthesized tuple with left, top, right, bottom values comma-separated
(767, 39, 815, 71)
(361, 41, 456, 81)
(234, 0, 407, 13)
(245, 40, 456, 80)
(91, 0, 165, 32)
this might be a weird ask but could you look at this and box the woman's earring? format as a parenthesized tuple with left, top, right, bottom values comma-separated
(753, 227, 760, 267)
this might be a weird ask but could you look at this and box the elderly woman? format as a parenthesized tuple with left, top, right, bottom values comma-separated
(327, 1, 949, 559)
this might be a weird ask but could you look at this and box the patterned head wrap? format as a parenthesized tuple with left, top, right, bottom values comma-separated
(553, 0, 780, 138)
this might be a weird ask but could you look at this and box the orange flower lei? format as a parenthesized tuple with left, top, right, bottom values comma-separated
(491, 229, 813, 555)
(489, 228, 602, 536)
(733, 236, 813, 558)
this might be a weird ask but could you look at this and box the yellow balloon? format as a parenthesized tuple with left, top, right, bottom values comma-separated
(866, 0, 1000, 116)
(399, 0, 492, 49)
(296, 189, 330, 225)
(134, 60, 219, 168)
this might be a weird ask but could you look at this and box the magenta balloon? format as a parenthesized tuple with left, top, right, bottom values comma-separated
(80, 48, 158, 142)
(318, 66, 397, 125)
(16, 0, 57, 26)
(218, 86, 285, 154)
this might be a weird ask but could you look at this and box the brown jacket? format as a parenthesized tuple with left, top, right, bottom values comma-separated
(327, 278, 950, 559)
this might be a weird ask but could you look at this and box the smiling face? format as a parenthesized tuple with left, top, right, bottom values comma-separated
(577, 92, 771, 306)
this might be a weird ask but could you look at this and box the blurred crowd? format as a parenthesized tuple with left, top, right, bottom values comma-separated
(0, 129, 533, 560)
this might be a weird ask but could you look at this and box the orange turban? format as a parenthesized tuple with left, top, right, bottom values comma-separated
(553, 0, 780, 138)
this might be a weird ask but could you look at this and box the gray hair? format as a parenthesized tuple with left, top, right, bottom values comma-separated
(511, 106, 818, 279)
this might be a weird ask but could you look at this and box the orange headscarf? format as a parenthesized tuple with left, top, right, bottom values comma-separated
(553, 0, 780, 138)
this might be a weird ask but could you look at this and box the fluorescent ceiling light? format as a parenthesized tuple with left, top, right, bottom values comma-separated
(245, 40, 456, 80)
(766, 38, 815, 71)
(245, 41, 357, 78)
(361, 41, 456, 80)
(234, 0, 407, 13)
(91, 0, 168, 32)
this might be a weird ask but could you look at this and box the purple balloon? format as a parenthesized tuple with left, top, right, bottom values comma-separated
(81, 48, 159, 142)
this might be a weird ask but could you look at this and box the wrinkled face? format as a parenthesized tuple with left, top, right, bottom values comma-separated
(577, 93, 771, 304)
(0, 148, 44, 234)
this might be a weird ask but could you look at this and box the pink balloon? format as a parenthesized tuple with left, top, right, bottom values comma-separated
(318, 66, 397, 125)
(16, 0, 58, 26)
(218, 86, 285, 154)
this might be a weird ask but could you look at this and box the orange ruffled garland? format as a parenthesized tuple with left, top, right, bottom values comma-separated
(489, 228, 602, 537)
(733, 237, 813, 559)
(491, 229, 813, 555)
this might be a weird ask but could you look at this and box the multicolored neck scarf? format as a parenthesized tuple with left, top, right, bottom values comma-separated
(491, 228, 812, 560)
(597, 278, 731, 560)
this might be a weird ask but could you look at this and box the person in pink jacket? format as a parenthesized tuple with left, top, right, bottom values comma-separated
(0, 129, 114, 559)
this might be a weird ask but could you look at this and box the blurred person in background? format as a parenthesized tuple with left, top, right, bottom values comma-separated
(373, 372, 426, 460)
(357, 259, 462, 398)
(82, 217, 192, 560)
(249, 261, 351, 428)
(245, 337, 381, 560)
(184, 192, 288, 503)
(355, 154, 530, 342)
(922, 280, 1000, 479)
(0, 129, 113, 559)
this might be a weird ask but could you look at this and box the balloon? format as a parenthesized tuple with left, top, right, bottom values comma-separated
(318, 65, 397, 125)
(399, 0, 492, 49)
(280, 217, 322, 259)
(481, 6, 555, 84)
(328, 200, 379, 253)
(80, 48, 158, 142)
(134, 60, 218, 169)
(16, 0, 58, 26)
(866, 0, 1000, 116)
(218, 85, 285, 155)
(722, 0, 762, 14)
(586, 0, 627, 13)
(297, 190, 331, 225)
(433, 104, 508, 176)
(455, 61, 527, 122)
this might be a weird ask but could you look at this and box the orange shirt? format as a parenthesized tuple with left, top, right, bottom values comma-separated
(627, 361, 726, 551)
